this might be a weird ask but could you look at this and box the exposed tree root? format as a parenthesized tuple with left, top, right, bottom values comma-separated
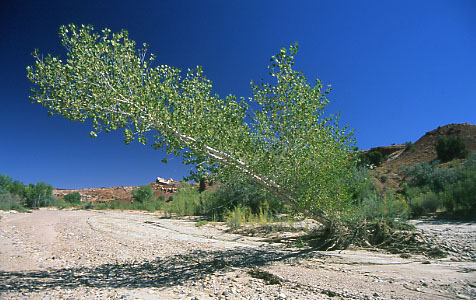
(265, 220, 446, 258)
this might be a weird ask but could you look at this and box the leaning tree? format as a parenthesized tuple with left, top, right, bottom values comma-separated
(27, 24, 355, 228)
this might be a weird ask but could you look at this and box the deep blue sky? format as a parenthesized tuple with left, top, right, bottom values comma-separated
(1, 1, 475, 189)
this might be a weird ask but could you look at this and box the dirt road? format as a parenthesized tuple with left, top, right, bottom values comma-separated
(0, 209, 475, 299)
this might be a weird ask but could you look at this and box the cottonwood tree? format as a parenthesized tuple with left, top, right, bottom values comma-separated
(27, 24, 355, 227)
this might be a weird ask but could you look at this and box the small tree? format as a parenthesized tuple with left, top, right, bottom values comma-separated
(64, 192, 82, 204)
(24, 182, 55, 208)
(435, 136, 468, 163)
(27, 24, 355, 227)
(132, 185, 155, 203)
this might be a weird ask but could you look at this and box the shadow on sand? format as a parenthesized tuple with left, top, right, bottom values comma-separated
(0, 247, 314, 293)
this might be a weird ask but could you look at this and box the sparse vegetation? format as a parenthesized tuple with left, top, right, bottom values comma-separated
(403, 153, 476, 217)
(348, 167, 409, 222)
(435, 136, 468, 162)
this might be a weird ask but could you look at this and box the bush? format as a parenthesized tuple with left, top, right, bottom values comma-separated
(403, 162, 457, 193)
(56, 197, 69, 209)
(355, 192, 409, 222)
(201, 176, 283, 219)
(407, 191, 440, 217)
(158, 178, 281, 226)
(164, 185, 201, 216)
(348, 167, 378, 204)
(0, 193, 26, 211)
(404, 154, 476, 217)
(132, 185, 155, 203)
(64, 192, 81, 204)
(84, 201, 94, 209)
(436, 136, 468, 163)
(345, 167, 409, 222)
(440, 166, 476, 214)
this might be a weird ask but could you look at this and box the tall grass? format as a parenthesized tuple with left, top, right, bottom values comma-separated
(163, 185, 202, 216)
(155, 181, 281, 228)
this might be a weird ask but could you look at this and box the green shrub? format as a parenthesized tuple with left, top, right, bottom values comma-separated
(201, 175, 283, 219)
(357, 193, 409, 222)
(440, 166, 476, 214)
(56, 197, 69, 209)
(348, 167, 378, 204)
(0, 175, 59, 209)
(134, 197, 164, 211)
(164, 185, 201, 216)
(404, 154, 476, 216)
(132, 185, 155, 203)
(84, 201, 94, 209)
(436, 136, 468, 163)
(345, 167, 409, 222)
(158, 179, 280, 226)
(422, 192, 441, 213)
(359, 151, 384, 168)
(404, 162, 457, 193)
(0, 193, 26, 211)
(64, 192, 81, 204)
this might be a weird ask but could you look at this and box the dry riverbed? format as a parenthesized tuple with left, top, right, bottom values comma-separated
(0, 209, 475, 299)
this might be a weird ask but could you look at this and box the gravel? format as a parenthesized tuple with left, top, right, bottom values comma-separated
(1, 209, 475, 299)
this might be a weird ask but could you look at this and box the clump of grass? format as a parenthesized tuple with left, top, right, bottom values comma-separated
(195, 220, 209, 227)
(224, 203, 276, 229)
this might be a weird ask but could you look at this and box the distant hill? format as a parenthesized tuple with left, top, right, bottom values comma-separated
(368, 123, 476, 190)
(54, 179, 181, 204)
(55, 123, 475, 202)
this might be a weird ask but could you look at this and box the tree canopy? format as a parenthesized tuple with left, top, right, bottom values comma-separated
(27, 24, 355, 225)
